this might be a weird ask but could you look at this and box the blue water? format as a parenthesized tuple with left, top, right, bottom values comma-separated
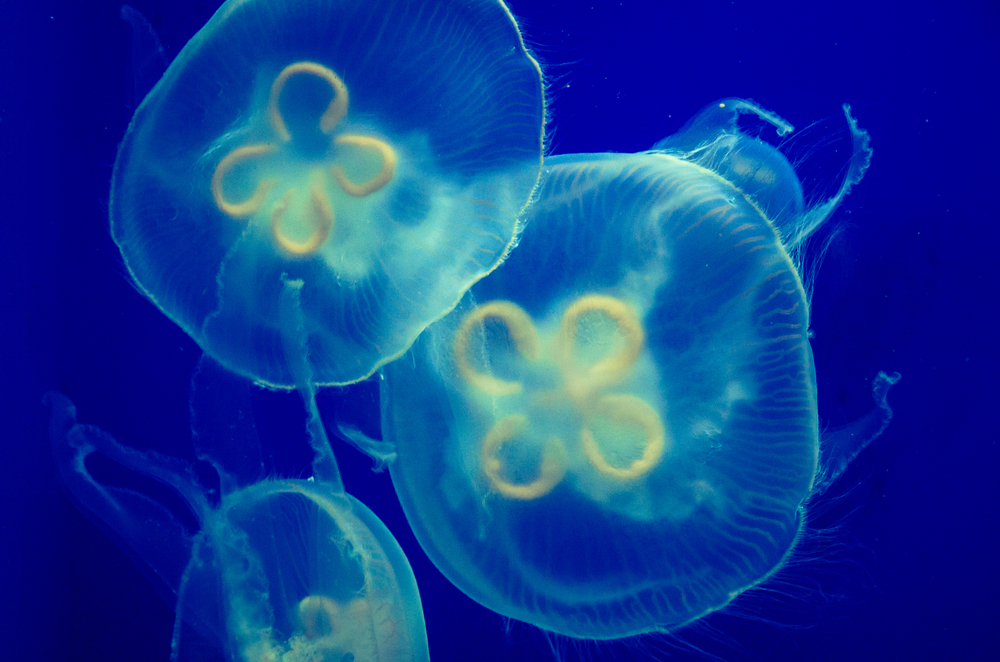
(3, 1, 997, 660)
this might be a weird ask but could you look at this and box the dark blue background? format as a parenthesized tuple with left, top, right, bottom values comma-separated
(4, 1, 997, 660)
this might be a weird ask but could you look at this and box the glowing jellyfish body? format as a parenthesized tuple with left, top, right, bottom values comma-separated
(111, 0, 544, 387)
(46, 359, 429, 661)
(383, 100, 892, 638)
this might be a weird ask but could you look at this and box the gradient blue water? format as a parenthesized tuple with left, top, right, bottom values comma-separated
(4, 1, 997, 660)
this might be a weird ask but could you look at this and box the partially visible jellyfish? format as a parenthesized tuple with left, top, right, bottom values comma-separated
(45, 355, 428, 661)
(111, 0, 545, 388)
(381, 99, 899, 638)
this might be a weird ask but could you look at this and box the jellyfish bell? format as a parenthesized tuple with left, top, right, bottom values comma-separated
(381, 100, 897, 639)
(111, 0, 545, 388)
(45, 357, 429, 661)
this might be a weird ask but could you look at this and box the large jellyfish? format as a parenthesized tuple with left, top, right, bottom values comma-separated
(111, 0, 545, 388)
(381, 99, 899, 638)
(46, 356, 428, 661)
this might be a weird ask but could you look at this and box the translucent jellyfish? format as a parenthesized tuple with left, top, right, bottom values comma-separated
(46, 356, 429, 661)
(111, 0, 545, 388)
(382, 100, 898, 639)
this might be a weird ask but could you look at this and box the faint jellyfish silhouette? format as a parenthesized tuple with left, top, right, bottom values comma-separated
(111, 0, 545, 388)
(46, 355, 429, 661)
(381, 99, 899, 639)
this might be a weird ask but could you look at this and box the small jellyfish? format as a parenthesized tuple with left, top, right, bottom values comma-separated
(111, 0, 545, 388)
(46, 356, 428, 661)
(381, 100, 897, 638)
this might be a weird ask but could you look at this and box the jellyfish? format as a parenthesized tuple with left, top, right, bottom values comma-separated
(380, 99, 899, 639)
(111, 0, 545, 388)
(45, 354, 429, 662)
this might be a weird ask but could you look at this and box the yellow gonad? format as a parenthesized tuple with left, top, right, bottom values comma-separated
(453, 295, 667, 499)
(211, 62, 397, 257)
